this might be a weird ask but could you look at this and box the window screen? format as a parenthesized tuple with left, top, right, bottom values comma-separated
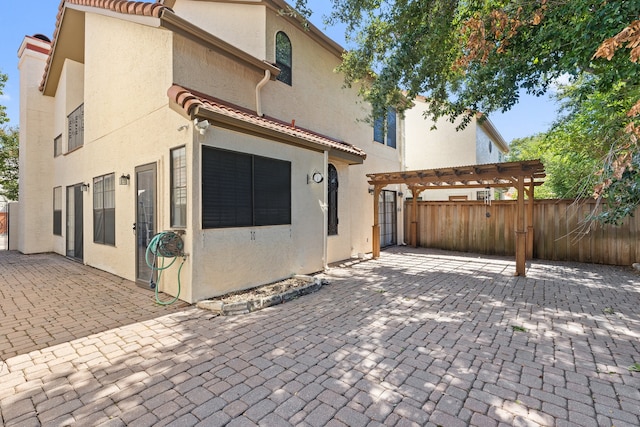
(68, 104, 84, 151)
(93, 173, 115, 245)
(171, 146, 187, 228)
(202, 147, 291, 228)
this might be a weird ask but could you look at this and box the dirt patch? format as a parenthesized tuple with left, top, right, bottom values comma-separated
(208, 277, 312, 304)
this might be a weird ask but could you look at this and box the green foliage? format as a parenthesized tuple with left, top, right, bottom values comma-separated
(508, 77, 640, 221)
(302, 1, 640, 124)
(0, 127, 19, 201)
(294, 0, 640, 223)
(506, 134, 556, 199)
(0, 70, 7, 126)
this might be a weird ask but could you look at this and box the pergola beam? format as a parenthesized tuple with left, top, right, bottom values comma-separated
(367, 160, 545, 277)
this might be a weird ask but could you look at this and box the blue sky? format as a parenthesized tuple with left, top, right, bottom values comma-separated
(0, 0, 559, 142)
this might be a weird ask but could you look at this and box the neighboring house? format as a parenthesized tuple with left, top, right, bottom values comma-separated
(403, 96, 509, 201)
(17, 0, 403, 303)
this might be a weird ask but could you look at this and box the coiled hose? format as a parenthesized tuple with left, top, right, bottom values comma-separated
(145, 231, 186, 305)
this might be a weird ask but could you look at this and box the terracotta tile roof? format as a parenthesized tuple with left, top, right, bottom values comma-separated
(40, 1, 170, 91)
(168, 85, 367, 160)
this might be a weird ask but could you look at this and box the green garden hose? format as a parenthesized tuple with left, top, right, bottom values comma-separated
(145, 231, 186, 305)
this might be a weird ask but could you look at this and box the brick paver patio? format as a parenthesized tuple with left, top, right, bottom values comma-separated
(1, 247, 639, 426)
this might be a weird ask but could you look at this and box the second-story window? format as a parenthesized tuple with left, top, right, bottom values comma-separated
(373, 107, 397, 148)
(276, 31, 292, 86)
(68, 103, 84, 151)
(54, 134, 62, 157)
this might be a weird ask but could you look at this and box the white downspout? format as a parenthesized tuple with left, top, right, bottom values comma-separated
(255, 70, 271, 117)
(322, 150, 329, 270)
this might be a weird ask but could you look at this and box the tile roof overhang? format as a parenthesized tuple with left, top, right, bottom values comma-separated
(168, 85, 367, 164)
(367, 160, 545, 189)
(40, 1, 280, 96)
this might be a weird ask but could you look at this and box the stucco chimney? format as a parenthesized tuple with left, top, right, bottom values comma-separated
(17, 35, 55, 253)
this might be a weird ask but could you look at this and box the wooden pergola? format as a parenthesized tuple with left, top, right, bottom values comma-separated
(367, 160, 545, 276)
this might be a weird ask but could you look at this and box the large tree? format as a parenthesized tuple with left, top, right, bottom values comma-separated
(0, 127, 19, 201)
(294, 0, 640, 221)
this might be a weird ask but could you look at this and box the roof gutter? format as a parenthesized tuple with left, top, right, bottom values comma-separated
(192, 105, 364, 165)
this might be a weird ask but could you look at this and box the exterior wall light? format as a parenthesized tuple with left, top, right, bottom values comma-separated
(119, 174, 130, 185)
(194, 118, 210, 135)
(80, 183, 90, 192)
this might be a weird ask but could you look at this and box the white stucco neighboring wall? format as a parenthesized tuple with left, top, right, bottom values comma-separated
(476, 125, 505, 165)
(404, 98, 508, 201)
(404, 99, 478, 171)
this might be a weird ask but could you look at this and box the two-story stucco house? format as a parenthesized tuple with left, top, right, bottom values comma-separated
(17, 0, 404, 303)
(404, 96, 509, 201)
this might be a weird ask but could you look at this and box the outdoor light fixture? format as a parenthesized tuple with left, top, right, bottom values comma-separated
(80, 183, 90, 192)
(307, 171, 324, 184)
(312, 171, 323, 183)
(368, 186, 374, 195)
(119, 174, 130, 186)
(194, 118, 210, 135)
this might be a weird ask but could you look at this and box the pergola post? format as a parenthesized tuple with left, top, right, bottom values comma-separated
(372, 186, 381, 259)
(366, 160, 545, 273)
(515, 176, 527, 276)
(409, 186, 424, 248)
(526, 182, 535, 259)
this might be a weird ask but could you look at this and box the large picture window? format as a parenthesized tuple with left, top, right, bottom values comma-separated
(275, 31, 292, 86)
(373, 106, 397, 148)
(53, 186, 62, 236)
(202, 147, 291, 228)
(93, 173, 115, 245)
(171, 146, 187, 228)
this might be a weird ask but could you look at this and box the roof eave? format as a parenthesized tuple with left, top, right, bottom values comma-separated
(159, 9, 280, 79)
(478, 115, 509, 153)
(192, 105, 364, 165)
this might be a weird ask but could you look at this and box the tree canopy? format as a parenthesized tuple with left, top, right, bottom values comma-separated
(0, 127, 19, 201)
(294, 0, 640, 223)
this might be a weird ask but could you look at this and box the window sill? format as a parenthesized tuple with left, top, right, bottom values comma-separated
(64, 145, 84, 156)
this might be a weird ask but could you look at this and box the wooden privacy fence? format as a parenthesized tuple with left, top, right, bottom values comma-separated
(405, 199, 640, 266)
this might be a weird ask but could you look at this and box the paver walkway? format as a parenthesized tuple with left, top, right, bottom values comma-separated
(1, 247, 639, 426)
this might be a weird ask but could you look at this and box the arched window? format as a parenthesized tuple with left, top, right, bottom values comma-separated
(276, 32, 292, 85)
(328, 164, 338, 235)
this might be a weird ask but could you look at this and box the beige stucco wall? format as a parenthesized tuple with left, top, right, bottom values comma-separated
(20, 2, 407, 303)
(17, 39, 55, 254)
(171, 0, 267, 59)
(172, 35, 262, 112)
(190, 127, 326, 301)
(51, 59, 85, 256)
(79, 13, 185, 283)
(261, 7, 405, 259)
